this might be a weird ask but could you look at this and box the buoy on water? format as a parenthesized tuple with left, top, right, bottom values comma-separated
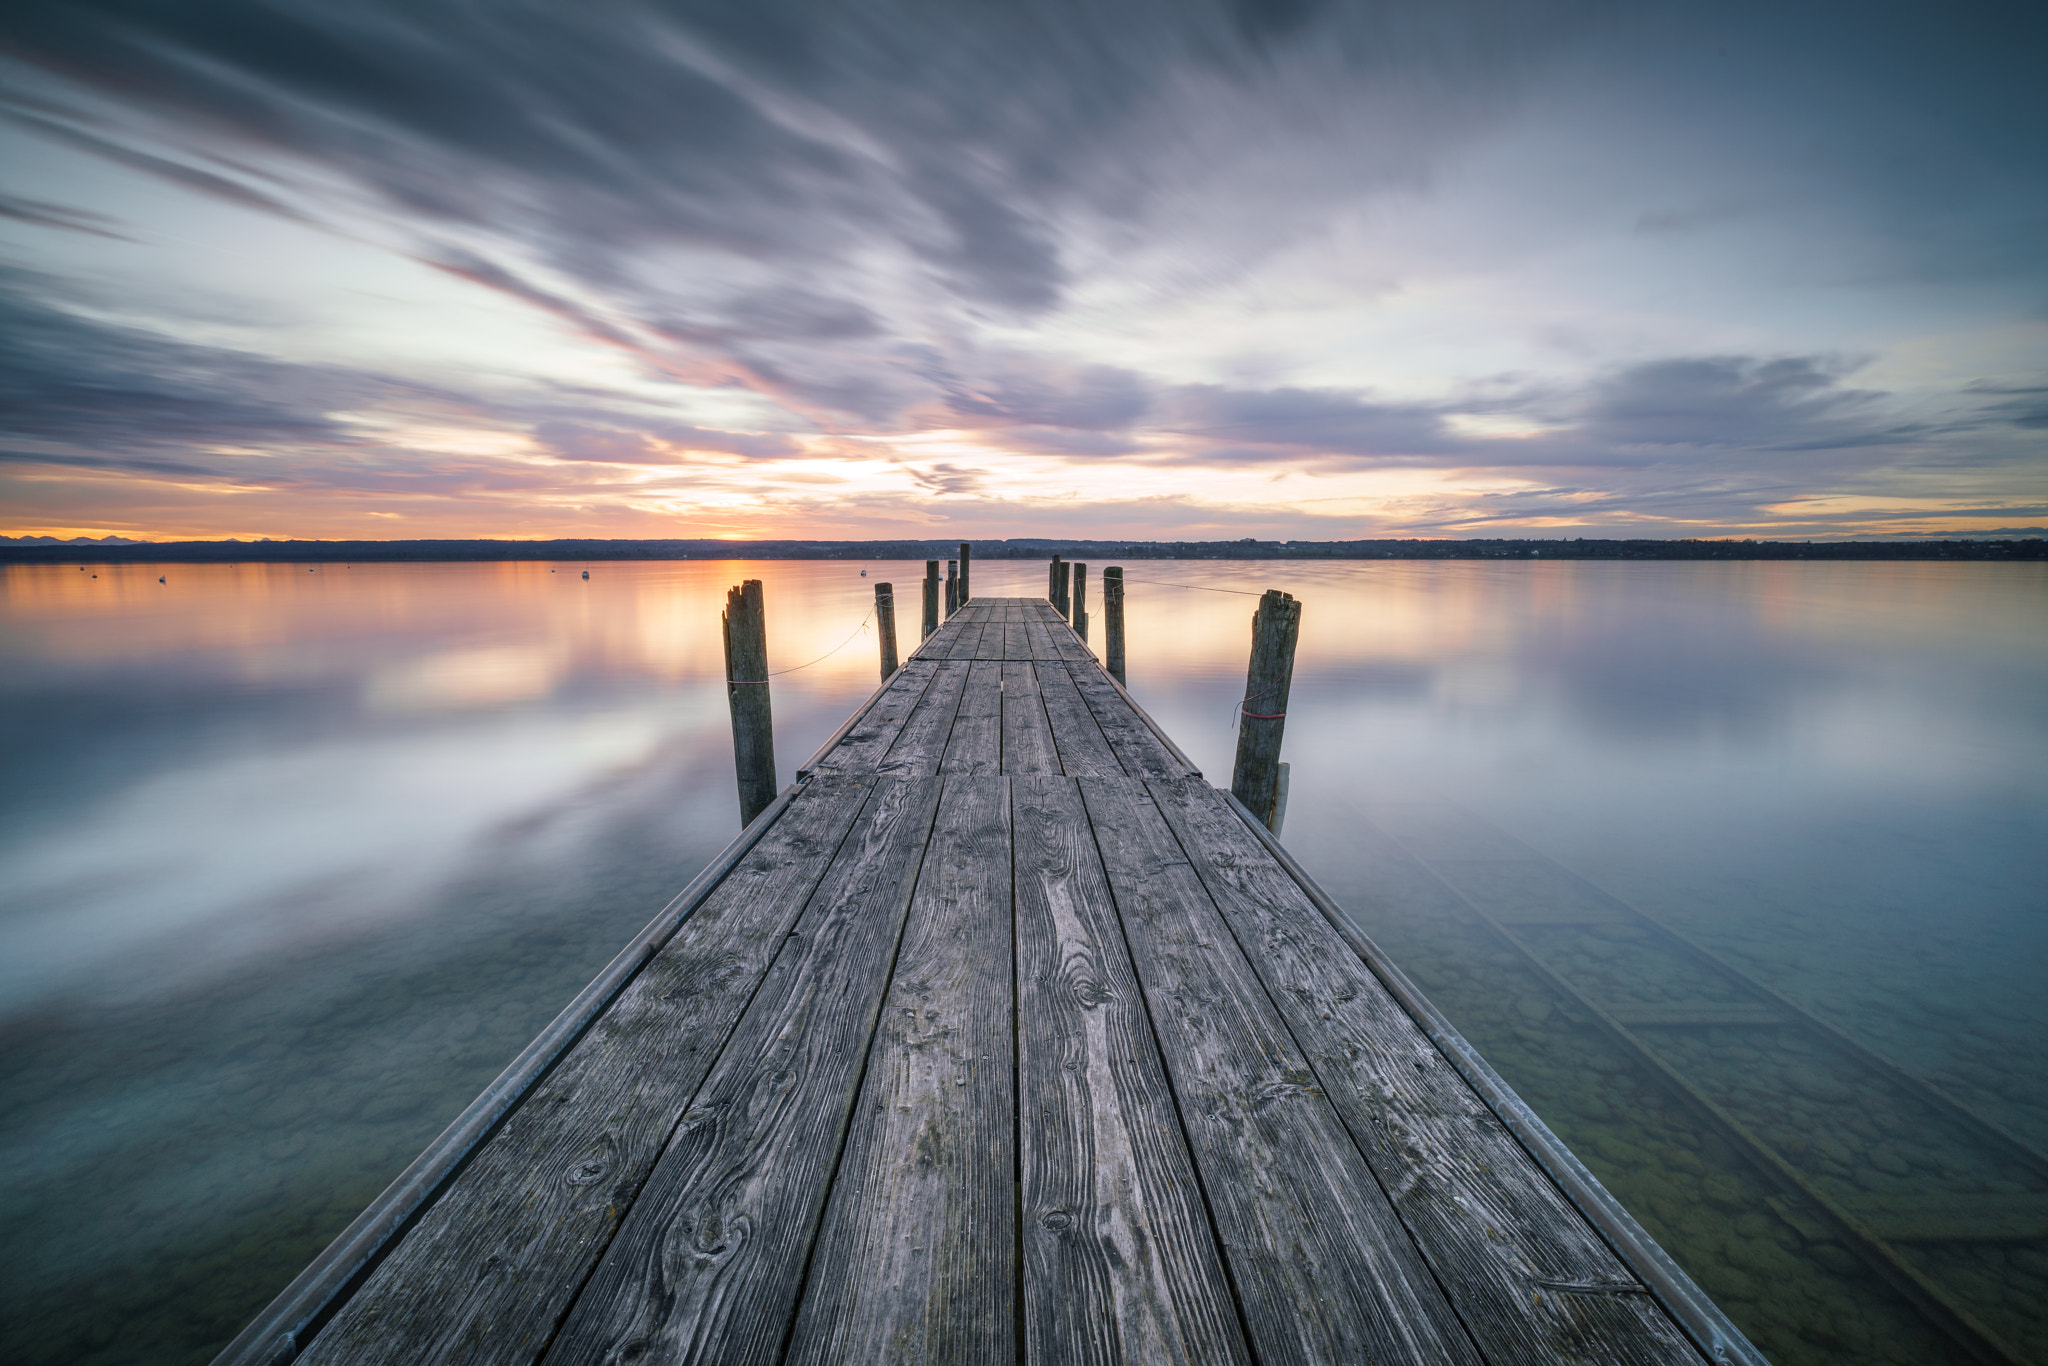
(581, 570, 589, 579)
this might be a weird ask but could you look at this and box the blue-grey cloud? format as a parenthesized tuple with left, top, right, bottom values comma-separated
(536, 419, 802, 463)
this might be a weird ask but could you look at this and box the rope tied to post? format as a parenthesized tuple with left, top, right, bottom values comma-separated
(1236, 683, 1286, 724)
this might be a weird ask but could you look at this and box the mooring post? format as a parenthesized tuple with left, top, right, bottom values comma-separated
(1073, 562, 1089, 642)
(945, 559, 958, 617)
(1103, 566, 1126, 684)
(958, 542, 971, 603)
(875, 581, 899, 680)
(1230, 589, 1301, 832)
(922, 560, 940, 639)
(722, 579, 777, 827)
(1054, 559, 1072, 622)
(1047, 553, 1062, 606)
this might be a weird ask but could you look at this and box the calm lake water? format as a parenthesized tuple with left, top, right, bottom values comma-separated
(2, 558, 2043, 1364)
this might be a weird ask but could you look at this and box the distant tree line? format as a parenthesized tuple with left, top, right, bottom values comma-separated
(1, 535, 2040, 565)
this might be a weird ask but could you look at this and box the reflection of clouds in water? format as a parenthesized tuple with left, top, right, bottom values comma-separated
(1530, 621, 1842, 745)
(361, 646, 563, 712)
(0, 708, 668, 1015)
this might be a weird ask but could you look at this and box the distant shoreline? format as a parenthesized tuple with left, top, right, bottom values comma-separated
(2, 535, 2043, 565)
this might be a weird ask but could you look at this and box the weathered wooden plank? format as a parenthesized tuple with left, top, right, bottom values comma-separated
(1149, 777, 1701, 1366)
(1027, 620, 1064, 662)
(945, 618, 988, 660)
(1079, 775, 1484, 1366)
(808, 660, 936, 772)
(1047, 615, 1095, 663)
(1066, 661, 1194, 780)
(942, 660, 1004, 776)
(784, 775, 1015, 1366)
(1011, 776, 1252, 1366)
(878, 659, 971, 776)
(1034, 662, 1124, 778)
(541, 775, 944, 1366)
(1001, 661, 1059, 776)
(295, 775, 877, 1366)
(915, 627, 959, 662)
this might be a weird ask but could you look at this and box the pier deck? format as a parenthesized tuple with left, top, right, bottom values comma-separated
(224, 599, 1749, 1366)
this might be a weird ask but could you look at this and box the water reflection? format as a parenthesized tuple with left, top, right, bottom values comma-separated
(1, 558, 2043, 1365)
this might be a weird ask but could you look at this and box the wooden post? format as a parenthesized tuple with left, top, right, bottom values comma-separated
(1054, 559, 1071, 622)
(922, 560, 940, 639)
(1047, 553, 1061, 605)
(1072, 562, 1089, 642)
(875, 581, 899, 679)
(1103, 566, 1126, 684)
(1230, 589, 1301, 832)
(722, 579, 777, 827)
(958, 542, 971, 603)
(945, 559, 958, 617)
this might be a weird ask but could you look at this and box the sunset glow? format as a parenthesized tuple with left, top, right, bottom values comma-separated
(2, 2, 2042, 544)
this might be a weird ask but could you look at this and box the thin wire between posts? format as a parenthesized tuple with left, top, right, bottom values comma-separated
(1119, 576, 1266, 597)
(727, 608, 875, 683)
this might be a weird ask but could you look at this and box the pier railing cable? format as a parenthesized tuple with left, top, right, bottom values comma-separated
(727, 608, 874, 682)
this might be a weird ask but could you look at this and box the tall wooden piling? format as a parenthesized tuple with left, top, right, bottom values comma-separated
(1103, 566, 1126, 684)
(722, 579, 776, 827)
(1073, 562, 1089, 642)
(1230, 589, 1301, 831)
(875, 581, 899, 680)
(1047, 553, 1062, 607)
(945, 559, 958, 617)
(958, 542, 971, 603)
(1054, 559, 1072, 622)
(922, 561, 940, 639)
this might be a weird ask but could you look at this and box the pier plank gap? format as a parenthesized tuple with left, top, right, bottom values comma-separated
(225, 598, 1752, 1366)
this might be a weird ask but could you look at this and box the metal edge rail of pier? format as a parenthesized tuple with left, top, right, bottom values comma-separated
(214, 580, 1763, 1366)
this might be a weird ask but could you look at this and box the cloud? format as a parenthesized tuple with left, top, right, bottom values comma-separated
(0, 0, 1603, 419)
(1581, 356, 1893, 451)
(0, 269, 367, 454)
(0, 191, 134, 241)
(535, 419, 802, 463)
(1164, 383, 1452, 458)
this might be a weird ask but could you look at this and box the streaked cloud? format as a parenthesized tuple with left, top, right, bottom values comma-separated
(0, 0, 2041, 540)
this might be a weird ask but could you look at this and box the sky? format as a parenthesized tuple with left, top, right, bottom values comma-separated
(1, 0, 2044, 543)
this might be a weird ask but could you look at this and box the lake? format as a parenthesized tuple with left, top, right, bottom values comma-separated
(2, 557, 2043, 1364)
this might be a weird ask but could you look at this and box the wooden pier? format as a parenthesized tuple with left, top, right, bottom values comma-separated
(218, 598, 1757, 1366)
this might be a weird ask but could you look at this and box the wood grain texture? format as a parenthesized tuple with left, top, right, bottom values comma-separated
(879, 660, 970, 776)
(783, 775, 1016, 1366)
(945, 619, 988, 660)
(1046, 614, 1095, 664)
(1028, 620, 1064, 662)
(1011, 776, 1252, 1366)
(1035, 663, 1124, 778)
(809, 660, 935, 772)
(1078, 775, 1484, 1366)
(1000, 662, 1059, 776)
(541, 775, 944, 1366)
(1065, 663, 1192, 780)
(295, 776, 876, 1366)
(1002, 623, 1033, 662)
(913, 622, 960, 661)
(1149, 777, 1703, 1366)
(942, 660, 1004, 776)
